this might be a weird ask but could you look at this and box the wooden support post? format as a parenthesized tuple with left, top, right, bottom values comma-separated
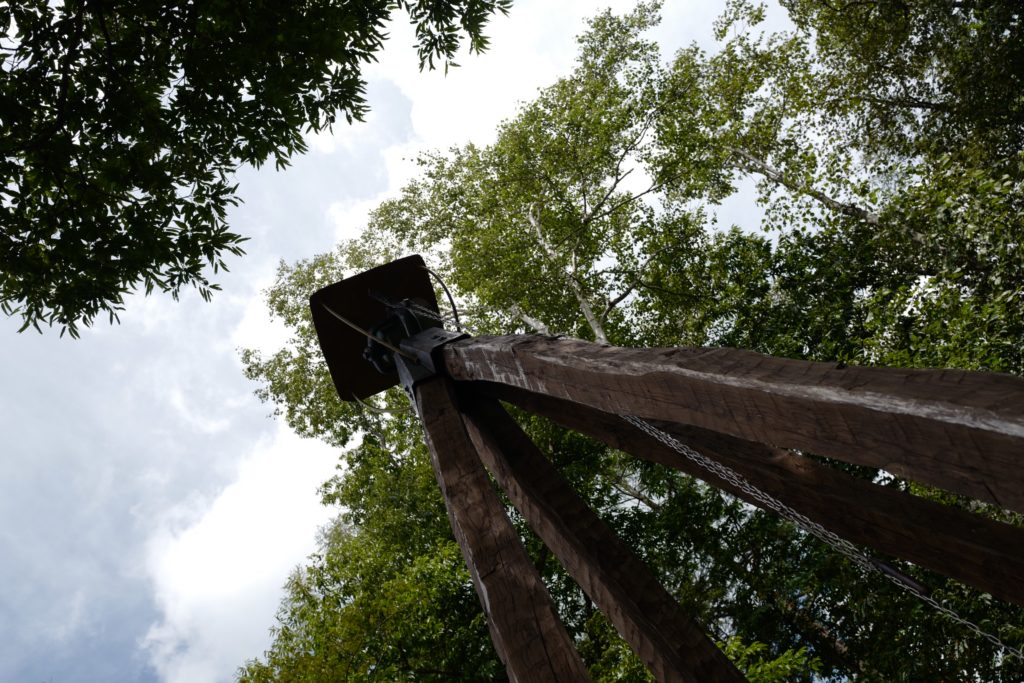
(481, 384, 1024, 608)
(457, 390, 748, 683)
(443, 336, 1024, 513)
(413, 375, 591, 682)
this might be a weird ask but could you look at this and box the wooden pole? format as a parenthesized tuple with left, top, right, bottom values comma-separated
(413, 374, 592, 682)
(443, 335, 1024, 514)
(457, 390, 748, 683)
(481, 383, 1024, 607)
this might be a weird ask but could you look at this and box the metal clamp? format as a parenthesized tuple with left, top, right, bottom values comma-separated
(395, 327, 470, 396)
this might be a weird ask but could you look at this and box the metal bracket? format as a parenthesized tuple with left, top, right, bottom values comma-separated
(401, 328, 469, 372)
(396, 328, 470, 397)
(395, 353, 435, 400)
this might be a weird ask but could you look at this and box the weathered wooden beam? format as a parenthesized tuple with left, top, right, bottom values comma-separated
(457, 390, 748, 683)
(443, 336, 1024, 514)
(479, 383, 1024, 607)
(413, 374, 591, 681)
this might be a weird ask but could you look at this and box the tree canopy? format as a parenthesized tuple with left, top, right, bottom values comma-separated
(239, 1, 1024, 681)
(0, 0, 510, 336)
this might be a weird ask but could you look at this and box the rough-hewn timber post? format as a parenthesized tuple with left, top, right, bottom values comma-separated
(458, 390, 749, 683)
(442, 336, 1024, 514)
(480, 384, 1024, 607)
(413, 374, 591, 682)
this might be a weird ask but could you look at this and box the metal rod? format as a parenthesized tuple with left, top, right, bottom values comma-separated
(421, 265, 463, 332)
(319, 301, 414, 360)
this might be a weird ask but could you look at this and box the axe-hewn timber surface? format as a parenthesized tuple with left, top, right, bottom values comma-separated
(484, 384, 1024, 607)
(415, 375, 591, 682)
(443, 336, 1024, 513)
(459, 392, 748, 683)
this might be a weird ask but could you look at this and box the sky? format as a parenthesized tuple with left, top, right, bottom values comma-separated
(0, 3, 783, 682)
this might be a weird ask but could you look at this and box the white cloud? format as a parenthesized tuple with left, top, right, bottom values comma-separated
(326, 140, 432, 243)
(316, 4, 658, 253)
(143, 423, 341, 683)
(359, 0, 767, 157)
(329, 195, 386, 244)
(47, 589, 89, 644)
(304, 127, 344, 156)
(229, 281, 292, 358)
(167, 387, 232, 435)
(309, 1, 764, 252)
(368, 1, 645, 149)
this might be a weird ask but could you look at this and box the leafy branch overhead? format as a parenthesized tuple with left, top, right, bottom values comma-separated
(0, 0, 510, 336)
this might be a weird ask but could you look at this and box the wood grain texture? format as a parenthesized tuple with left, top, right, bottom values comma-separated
(457, 390, 748, 683)
(482, 383, 1024, 607)
(443, 335, 1024, 513)
(414, 375, 591, 682)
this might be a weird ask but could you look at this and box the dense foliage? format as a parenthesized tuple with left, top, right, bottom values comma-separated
(0, 0, 510, 335)
(239, 1, 1024, 680)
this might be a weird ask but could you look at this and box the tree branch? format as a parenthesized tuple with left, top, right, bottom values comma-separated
(585, 109, 657, 223)
(728, 146, 879, 224)
(612, 478, 662, 511)
(602, 287, 634, 323)
(588, 180, 661, 226)
(857, 94, 950, 113)
(600, 245, 666, 322)
(529, 204, 610, 344)
(510, 304, 552, 336)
